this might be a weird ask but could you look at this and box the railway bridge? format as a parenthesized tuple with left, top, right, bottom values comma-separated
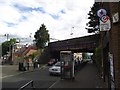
(48, 34, 100, 59)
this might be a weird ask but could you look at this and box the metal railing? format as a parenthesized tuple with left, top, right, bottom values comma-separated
(18, 80, 34, 90)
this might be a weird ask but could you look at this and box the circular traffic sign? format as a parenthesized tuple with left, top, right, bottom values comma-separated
(97, 9, 107, 18)
(101, 15, 110, 23)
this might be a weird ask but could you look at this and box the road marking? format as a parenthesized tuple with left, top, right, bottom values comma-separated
(47, 79, 60, 90)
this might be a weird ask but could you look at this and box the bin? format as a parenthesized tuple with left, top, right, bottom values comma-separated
(19, 63, 24, 71)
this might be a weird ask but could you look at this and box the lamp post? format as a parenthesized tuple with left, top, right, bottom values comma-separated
(4, 34, 9, 41)
(70, 27, 74, 38)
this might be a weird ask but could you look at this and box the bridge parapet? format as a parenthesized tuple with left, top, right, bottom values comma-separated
(48, 34, 100, 52)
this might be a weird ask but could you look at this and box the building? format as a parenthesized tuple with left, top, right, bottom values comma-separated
(108, 2, 120, 89)
(95, 1, 120, 89)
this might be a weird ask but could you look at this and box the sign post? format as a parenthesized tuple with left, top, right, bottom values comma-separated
(97, 9, 114, 89)
(97, 9, 111, 31)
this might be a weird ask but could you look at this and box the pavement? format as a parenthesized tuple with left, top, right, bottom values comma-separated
(1, 63, 108, 89)
(0, 64, 44, 79)
(48, 63, 108, 89)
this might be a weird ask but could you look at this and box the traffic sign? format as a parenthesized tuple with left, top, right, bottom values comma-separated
(97, 9, 107, 18)
(100, 18, 111, 31)
(101, 15, 110, 23)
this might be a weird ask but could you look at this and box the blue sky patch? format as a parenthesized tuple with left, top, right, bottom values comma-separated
(49, 14, 60, 20)
(14, 3, 46, 13)
(5, 22, 17, 27)
(21, 16, 27, 20)
(60, 9, 66, 14)
(19, 16, 27, 22)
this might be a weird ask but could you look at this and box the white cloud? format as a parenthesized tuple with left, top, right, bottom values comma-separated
(0, 0, 94, 43)
(0, 4, 21, 23)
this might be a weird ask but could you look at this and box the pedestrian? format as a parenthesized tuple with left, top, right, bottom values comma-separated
(78, 60, 81, 70)
(23, 60, 27, 71)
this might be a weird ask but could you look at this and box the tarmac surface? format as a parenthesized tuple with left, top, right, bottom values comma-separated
(1, 62, 108, 89)
(49, 63, 108, 89)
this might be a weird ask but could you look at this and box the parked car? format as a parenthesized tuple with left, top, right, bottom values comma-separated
(47, 59, 57, 66)
(49, 61, 62, 75)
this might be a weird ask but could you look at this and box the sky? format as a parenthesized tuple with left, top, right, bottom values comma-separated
(0, 0, 95, 44)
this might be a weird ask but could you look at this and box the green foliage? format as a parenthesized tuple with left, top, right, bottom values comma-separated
(95, 46, 102, 73)
(2, 38, 17, 56)
(29, 53, 37, 60)
(34, 24, 50, 49)
(9, 38, 16, 44)
(86, 2, 100, 33)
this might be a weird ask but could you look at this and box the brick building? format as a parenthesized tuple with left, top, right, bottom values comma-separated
(97, 1, 120, 89)
(108, 2, 120, 89)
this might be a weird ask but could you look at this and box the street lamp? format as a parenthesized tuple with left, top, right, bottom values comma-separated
(70, 27, 74, 38)
(4, 34, 9, 41)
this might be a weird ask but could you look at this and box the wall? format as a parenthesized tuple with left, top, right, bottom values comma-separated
(109, 2, 120, 88)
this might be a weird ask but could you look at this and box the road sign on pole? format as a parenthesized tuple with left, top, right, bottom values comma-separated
(101, 15, 110, 23)
(97, 9, 111, 31)
(100, 16, 111, 31)
(97, 9, 107, 18)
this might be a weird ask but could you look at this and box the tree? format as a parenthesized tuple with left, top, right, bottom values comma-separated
(95, 46, 102, 73)
(34, 24, 50, 49)
(2, 38, 16, 56)
(86, 2, 101, 33)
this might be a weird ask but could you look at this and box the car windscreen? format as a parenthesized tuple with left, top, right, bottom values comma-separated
(54, 62, 64, 66)
(54, 62, 60, 66)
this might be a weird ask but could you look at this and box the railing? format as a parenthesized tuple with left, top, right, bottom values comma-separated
(18, 80, 34, 90)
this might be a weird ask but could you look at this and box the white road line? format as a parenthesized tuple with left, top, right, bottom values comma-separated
(47, 79, 60, 90)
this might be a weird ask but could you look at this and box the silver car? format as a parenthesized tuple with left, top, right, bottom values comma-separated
(49, 62, 61, 75)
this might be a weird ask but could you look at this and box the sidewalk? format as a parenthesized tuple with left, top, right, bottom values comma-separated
(1, 64, 45, 78)
(49, 63, 108, 89)
(1, 65, 20, 78)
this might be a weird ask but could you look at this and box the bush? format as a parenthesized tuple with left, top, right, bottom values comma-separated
(95, 46, 102, 73)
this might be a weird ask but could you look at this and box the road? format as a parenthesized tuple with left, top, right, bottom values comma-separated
(1, 65, 60, 89)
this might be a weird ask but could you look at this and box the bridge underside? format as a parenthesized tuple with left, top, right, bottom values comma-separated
(48, 34, 99, 59)
(49, 42, 95, 53)
(49, 48, 95, 60)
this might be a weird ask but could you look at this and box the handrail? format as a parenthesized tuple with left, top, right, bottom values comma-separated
(18, 80, 34, 90)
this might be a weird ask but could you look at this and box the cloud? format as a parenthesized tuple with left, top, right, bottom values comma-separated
(0, 0, 94, 43)
(4, 22, 18, 27)
(14, 3, 46, 14)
